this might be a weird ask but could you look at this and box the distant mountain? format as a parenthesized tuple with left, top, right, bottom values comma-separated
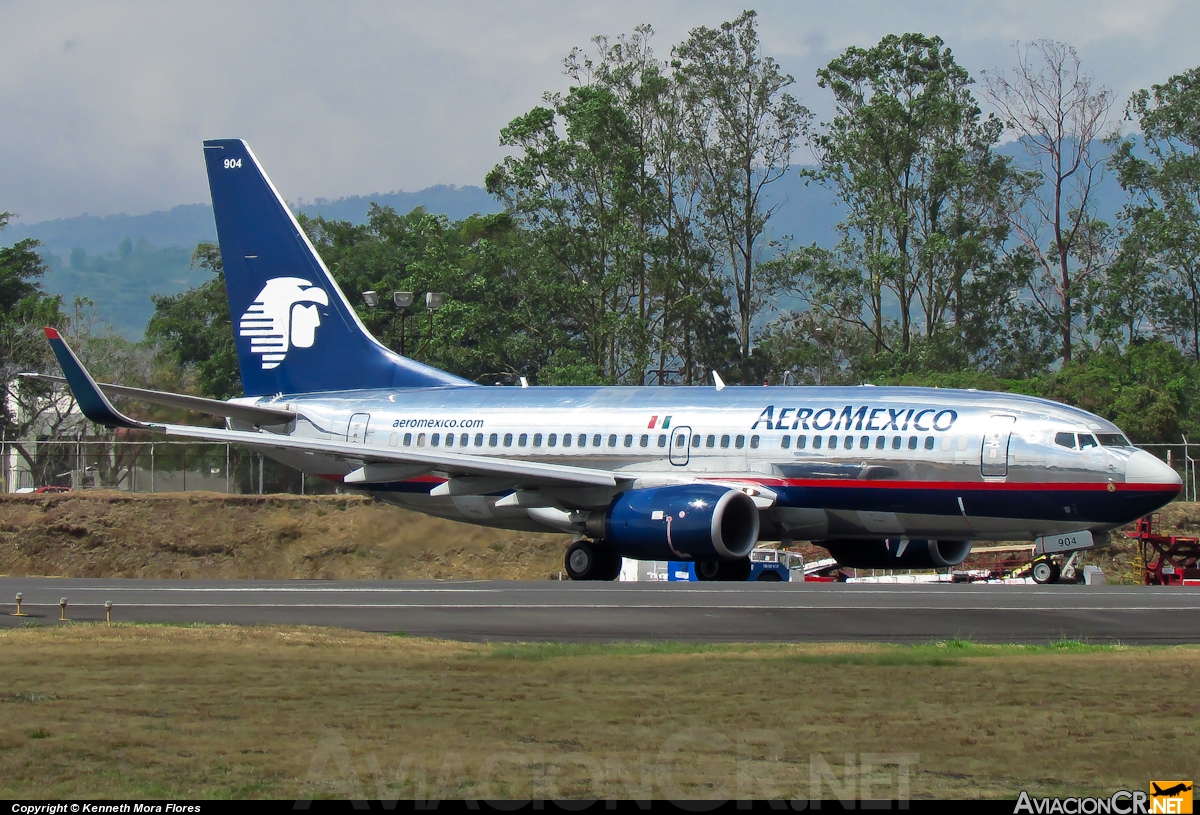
(13, 185, 502, 259)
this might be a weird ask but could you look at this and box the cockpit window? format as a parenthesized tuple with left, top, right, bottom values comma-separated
(1078, 434, 1098, 450)
(1097, 433, 1131, 447)
(1054, 432, 1075, 449)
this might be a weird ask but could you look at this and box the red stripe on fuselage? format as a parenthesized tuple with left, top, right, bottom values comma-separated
(725, 477, 1175, 493)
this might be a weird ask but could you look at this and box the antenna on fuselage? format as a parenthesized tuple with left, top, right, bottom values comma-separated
(712, 371, 726, 392)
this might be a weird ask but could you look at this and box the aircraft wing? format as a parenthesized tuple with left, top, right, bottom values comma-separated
(18, 373, 296, 426)
(41, 328, 623, 490)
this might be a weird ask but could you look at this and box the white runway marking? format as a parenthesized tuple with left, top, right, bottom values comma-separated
(12, 602, 1200, 611)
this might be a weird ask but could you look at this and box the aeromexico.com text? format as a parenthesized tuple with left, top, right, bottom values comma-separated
(391, 418, 485, 429)
(752, 405, 959, 433)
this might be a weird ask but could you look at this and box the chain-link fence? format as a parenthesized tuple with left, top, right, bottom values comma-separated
(1, 439, 340, 495)
(1139, 441, 1199, 502)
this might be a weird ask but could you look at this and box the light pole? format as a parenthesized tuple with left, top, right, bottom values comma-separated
(394, 291, 414, 356)
(362, 290, 444, 358)
(424, 292, 444, 357)
(814, 326, 824, 386)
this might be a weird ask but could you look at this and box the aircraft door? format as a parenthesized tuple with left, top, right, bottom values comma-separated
(669, 426, 692, 466)
(980, 415, 1016, 477)
(347, 413, 370, 444)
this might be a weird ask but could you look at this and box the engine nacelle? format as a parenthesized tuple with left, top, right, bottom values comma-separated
(820, 538, 973, 570)
(592, 484, 760, 562)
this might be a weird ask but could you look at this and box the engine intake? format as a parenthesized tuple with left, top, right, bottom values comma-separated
(593, 484, 760, 562)
(820, 538, 972, 570)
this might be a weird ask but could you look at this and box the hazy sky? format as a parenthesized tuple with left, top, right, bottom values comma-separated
(3, 0, 1199, 223)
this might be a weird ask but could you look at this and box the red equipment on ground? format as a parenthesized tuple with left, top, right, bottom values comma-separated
(1126, 516, 1200, 586)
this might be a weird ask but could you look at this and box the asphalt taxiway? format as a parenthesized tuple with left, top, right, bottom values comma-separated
(1, 577, 1198, 643)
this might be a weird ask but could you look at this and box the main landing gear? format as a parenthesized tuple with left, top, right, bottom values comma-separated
(564, 540, 622, 581)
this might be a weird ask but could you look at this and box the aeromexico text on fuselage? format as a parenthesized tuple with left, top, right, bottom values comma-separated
(751, 404, 958, 433)
(380, 404, 959, 433)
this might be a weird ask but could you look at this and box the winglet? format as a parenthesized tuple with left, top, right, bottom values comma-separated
(712, 370, 726, 392)
(42, 328, 149, 430)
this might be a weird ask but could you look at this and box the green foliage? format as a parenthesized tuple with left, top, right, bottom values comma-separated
(0, 211, 67, 435)
(303, 206, 598, 385)
(674, 11, 812, 380)
(146, 244, 240, 399)
(1034, 340, 1200, 443)
(796, 33, 1028, 375)
(1108, 66, 1200, 360)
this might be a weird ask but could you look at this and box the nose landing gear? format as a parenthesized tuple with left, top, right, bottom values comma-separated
(1030, 557, 1062, 585)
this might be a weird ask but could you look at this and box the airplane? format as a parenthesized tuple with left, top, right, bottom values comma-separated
(1152, 783, 1193, 797)
(30, 139, 1183, 582)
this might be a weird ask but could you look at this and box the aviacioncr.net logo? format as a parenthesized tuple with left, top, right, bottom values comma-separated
(239, 277, 330, 370)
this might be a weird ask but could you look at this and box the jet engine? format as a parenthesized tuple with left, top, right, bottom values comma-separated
(819, 538, 972, 570)
(588, 484, 760, 562)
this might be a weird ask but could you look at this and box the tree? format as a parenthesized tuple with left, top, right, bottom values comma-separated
(146, 243, 240, 399)
(779, 34, 1033, 380)
(984, 40, 1115, 363)
(673, 10, 812, 382)
(1108, 67, 1200, 360)
(303, 205, 588, 384)
(487, 83, 646, 383)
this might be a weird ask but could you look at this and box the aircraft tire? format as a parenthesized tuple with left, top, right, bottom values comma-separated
(596, 547, 623, 581)
(1031, 558, 1054, 584)
(695, 560, 721, 581)
(565, 540, 601, 581)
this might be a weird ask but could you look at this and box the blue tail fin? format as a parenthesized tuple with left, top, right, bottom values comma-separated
(203, 139, 473, 396)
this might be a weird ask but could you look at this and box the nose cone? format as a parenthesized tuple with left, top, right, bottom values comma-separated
(1125, 449, 1182, 487)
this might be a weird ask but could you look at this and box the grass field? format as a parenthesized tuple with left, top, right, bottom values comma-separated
(0, 624, 1197, 800)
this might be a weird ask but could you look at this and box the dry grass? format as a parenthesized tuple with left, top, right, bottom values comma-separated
(0, 491, 569, 580)
(3, 491, 1200, 584)
(0, 624, 1197, 799)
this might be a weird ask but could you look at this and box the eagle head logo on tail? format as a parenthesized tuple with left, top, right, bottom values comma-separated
(238, 277, 331, 369)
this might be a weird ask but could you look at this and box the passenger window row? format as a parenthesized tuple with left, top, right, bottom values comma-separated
(383, 430, 764, 451)
(780, 434, 939, 452)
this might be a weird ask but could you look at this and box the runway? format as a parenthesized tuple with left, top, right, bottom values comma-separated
(2, 577, 1199, 643)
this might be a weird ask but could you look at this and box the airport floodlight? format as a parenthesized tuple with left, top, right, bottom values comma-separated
(394, 291, 414, 309)
(362, 290, 379, 308)
(426, 292, 445, 312)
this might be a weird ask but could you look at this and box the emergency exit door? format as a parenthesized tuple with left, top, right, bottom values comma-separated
(669, 426, 692, 466)
(981, 415, 1016, 477)
(347, 413, 370, 444)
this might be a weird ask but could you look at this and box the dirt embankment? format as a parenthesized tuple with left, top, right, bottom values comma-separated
(0, 491, 570, 580)
(0, 491, 1196, 582)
